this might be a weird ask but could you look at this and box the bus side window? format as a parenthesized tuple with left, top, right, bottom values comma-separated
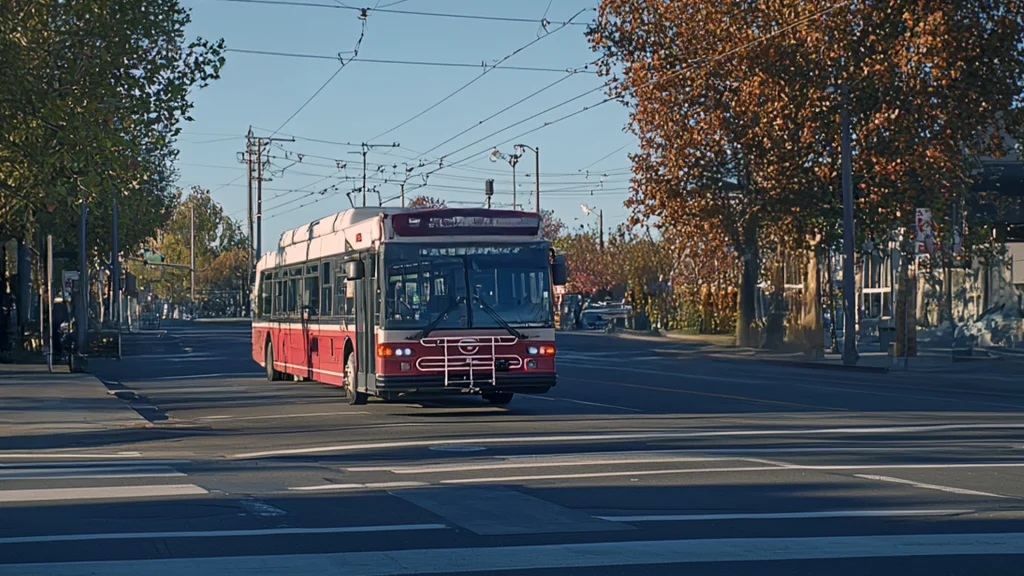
(273, 272, 284, 318)
(261, 272, 272, 318)
(287, 268, 300, 315)
(305, 264, 319, 315)
(320, 261, 332, 317)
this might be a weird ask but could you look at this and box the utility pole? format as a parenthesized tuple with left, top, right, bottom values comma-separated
(840, 83, 859, 365)
(599, 209, 604, 251)
(246, 127, 254, 276)
(240, 131, 295, 271)
(400, 183, 405, 208)
(255, 136, 263, 265)
(190, 199, 195, 320)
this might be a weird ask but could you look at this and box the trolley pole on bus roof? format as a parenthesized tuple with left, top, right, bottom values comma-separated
(351, 142, 400, 207)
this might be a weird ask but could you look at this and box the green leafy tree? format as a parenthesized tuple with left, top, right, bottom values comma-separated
(0, 0, 225, 259)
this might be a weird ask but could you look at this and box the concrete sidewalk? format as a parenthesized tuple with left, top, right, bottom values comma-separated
(601, 329, 1016, 374)
(0, 363, 150, 452)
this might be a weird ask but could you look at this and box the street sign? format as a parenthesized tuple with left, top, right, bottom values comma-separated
(62, 270, 79, 299)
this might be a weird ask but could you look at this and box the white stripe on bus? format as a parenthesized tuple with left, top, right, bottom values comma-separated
(273, 362, 346, 378)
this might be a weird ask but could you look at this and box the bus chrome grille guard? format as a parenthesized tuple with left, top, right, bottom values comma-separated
(416, 336, 521, 389)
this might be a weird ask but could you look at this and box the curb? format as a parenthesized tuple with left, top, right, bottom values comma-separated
(708, 354, 892, 373)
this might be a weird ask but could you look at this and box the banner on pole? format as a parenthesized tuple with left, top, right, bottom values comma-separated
(915, 208, 937, 255)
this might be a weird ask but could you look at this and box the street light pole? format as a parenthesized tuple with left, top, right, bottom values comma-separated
(840, 83, 859, 365)
(74, 199, 88, 371)
(190, 199, 196, 320)
(111, 189, 120, 327)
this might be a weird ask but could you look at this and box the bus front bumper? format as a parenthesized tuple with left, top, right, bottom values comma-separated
(373, 372, 556, 395)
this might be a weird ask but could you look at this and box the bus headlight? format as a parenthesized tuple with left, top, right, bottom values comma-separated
(527, 346, 539, 355)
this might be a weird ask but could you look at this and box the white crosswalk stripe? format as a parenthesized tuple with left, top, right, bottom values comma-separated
(0, 461, 206, 504)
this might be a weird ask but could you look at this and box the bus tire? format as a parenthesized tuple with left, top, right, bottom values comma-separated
(345, 353, 367, 405)
(483, 392, 514, 406)
(266, 342, 282, 382)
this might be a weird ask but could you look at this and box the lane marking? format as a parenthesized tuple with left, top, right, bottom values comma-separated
(520, 394, 644, 413)
(197, 411, 370, 422)
(346, 455, 727, 474)
(0, 466, 184, 480)
(0, 484, 208, 503)
(232, 422, 1024, 459)
(597, 509, 976, 522)
(288, 481, 428, 491)
(440, 461, 1024, 485)
(0, 524, 448, 546)
(558, 371, 848, 411)
(440, 466, 782, 484)
(0, 459, 189, 468)
(854, 474, 1018, 499)
(0, 452, 142, 460)
(9, 532, 1024, 574)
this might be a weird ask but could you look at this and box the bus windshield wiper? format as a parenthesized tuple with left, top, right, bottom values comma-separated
(472, 295, 528, 341)
(408, 296, 466, 341)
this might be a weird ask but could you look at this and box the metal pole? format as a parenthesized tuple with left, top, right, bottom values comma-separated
(534, 146, 540, 213)
(400, 183, 405, 208)
(362, 149, 368, 207)
(75, 199, 88, 365)
(247, 132, 254, 281)
(256, 137, 263, 264)
(111, 190, 120, 326)
(190, 200, 195, 320)
(599, 210, 604, 250)
(46, 234, 52, 372)
(841, 83, 859, 365)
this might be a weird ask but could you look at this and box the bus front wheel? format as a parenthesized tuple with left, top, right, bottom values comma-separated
(345, 354, 367, 406)
(266, 342, 283, 382)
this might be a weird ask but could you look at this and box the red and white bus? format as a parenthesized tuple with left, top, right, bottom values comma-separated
(252, 207, 566, 405)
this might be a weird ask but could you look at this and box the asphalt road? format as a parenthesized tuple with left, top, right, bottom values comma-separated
(2, 322, 1024, 575)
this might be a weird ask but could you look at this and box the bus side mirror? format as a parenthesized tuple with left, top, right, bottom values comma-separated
(551, 256, 567, 287)
(344, 260, 365, 280)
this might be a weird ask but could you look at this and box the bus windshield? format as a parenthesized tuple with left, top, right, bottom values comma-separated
(383, 242, 552, 332)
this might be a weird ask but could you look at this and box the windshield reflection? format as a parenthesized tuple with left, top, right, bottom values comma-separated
(384, 243, 552, 331)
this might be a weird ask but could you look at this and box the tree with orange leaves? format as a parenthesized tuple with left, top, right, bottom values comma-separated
(590, 0, 1024, 347)
(406, 196, 447, 209)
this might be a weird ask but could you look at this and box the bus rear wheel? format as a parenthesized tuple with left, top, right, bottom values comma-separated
(266, 343, 282, 382)
(345, 354, 367, 405)
(483, 392, 514, 406)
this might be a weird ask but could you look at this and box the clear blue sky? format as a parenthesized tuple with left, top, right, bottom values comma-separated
(177, 0, 636, 247)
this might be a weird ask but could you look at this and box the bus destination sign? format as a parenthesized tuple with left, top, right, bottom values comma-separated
(391, 209, 541, 237)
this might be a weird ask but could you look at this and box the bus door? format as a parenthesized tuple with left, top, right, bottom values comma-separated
(354, 252, 377, 391)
